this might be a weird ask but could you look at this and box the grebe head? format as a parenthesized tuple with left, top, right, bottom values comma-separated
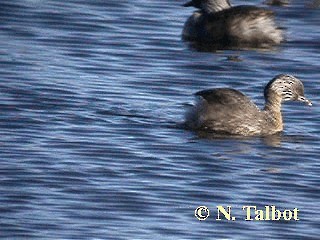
(264, 74, 312, 106)
(183, 0, 231, 13)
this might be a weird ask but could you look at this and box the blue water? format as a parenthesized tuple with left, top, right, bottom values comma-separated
(0, 0, 319, 239)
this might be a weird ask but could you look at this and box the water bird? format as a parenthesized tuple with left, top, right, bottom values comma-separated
(185, 74, 312, 136)
(182, 0, 284, 48)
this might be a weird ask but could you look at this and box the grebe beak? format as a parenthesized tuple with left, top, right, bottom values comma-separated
(183, 1, 194, 7)
(298, 96, 312, 106)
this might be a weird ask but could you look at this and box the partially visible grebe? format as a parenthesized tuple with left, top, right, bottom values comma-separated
(182, 0, 284, 48)
(185, 74, 312, 136)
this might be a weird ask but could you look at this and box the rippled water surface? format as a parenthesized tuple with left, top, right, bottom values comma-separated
(0, 0, 319, 239)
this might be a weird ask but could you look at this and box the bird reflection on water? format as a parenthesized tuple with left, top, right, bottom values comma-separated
(193, 130, 284, 147)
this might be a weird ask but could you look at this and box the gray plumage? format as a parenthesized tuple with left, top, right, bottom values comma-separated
(185, 74, 312, 136)
(182, 0, 284, 48)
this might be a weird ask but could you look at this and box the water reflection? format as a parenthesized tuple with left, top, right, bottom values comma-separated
(190, 130, 283, 147)
(184, 40, 283, 53)
(187, 127, 319, 147)
(264, 0, 290, 6)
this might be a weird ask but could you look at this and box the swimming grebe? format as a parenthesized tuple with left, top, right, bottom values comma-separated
(185, 74, 312, 136)
(182, 0, 284, 48)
